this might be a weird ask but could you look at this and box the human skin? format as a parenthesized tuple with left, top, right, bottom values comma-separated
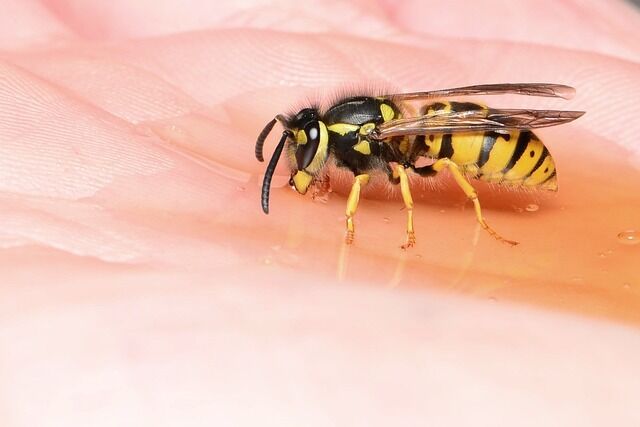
(0, 0, 639, 425)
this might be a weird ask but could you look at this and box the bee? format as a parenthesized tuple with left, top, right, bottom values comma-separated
(255, 83, 584, 248)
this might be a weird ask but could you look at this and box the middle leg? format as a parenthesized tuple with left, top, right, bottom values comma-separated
(394, 164, 416, 249)
(345, 174, 370, 244)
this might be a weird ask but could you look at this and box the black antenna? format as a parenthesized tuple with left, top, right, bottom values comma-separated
(261, 130, 291, 214)
(255, 117, 278, 162)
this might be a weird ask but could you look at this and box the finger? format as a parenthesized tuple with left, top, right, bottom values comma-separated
(4, 28, 639, 321)
(379, 0, 640, 62)
(0, 1, 75, 48)
(1, 3, 639, 425)
(41, 0, 395, 40)
(2, 257, 640, 425)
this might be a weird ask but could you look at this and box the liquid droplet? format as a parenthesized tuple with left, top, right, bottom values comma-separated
(415, 254, 422, 259)
(623, 283, 631, 290)
(525, 203, 539, 212)
(489, 296, 498, 302)
(597, 249, 614, 259)
(383, 217, 390, 223)
(262, 256, 273, 266)
(617, 230, 640, 245)
(236, 185, 246, 192)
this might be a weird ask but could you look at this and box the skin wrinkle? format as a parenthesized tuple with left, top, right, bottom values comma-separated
(379, 0, 640, 63)
(0, 1, 75, 49)
(30, 29, 635, 154)
(10, 52, 208, 123)
(0, 1, 639, 425)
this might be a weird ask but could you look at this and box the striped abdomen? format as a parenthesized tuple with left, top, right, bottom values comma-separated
(416, 101, 558, 191)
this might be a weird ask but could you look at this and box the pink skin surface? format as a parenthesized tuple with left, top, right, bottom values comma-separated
(1, 0, 640, 425)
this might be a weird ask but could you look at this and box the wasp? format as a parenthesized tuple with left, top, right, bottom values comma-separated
(255, 83, 584, 248)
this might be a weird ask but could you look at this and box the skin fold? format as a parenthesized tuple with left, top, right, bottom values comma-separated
(0, 0, 639, 425)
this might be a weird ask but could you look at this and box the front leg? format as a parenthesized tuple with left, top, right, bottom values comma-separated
(345, 174, 370, 244)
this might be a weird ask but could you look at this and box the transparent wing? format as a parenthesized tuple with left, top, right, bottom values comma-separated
(372, 108, 585, 140)
(386, 83, 576, 102)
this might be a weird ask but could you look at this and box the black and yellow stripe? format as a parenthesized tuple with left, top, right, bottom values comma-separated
(417, 101, 558, 191)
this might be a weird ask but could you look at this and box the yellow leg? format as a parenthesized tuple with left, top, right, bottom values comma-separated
(395, 165, 416, 249)
(345, 174, 370, 244)
(432, 158, 518, 246)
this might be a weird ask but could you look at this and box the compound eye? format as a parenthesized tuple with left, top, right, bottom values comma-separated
(295, 121, 321, 170)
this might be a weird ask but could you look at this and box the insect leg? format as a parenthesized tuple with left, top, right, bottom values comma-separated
(345, 174, 370, 245)
(431, 158, 519, 246)
(395, 165, 416, 249)
(385, 163, 400, 184)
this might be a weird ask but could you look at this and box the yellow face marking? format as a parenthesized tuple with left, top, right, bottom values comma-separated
(524, 155, 556, 187)
(504, 137, 545, 181)
(328, 123, 359, 136)
(296, 129, 307, 145)
(451, 133, 484, 166)
(380, 103, 395, 122)
(479, 132, 519, 177)
(304, 121, 329, 174)
(292, 170, 313, 195)
(353, 140, 371, 155)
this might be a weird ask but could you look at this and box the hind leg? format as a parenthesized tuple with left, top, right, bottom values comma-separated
(416, 159, 519, 246)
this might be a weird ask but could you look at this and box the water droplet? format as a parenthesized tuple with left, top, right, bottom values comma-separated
(262, 256, 273, 265)
(271, 245, 281, 252)
(439, 209, 446, 213)
(514, 207, 524, 213)
(383, 217, 390, 223)
(617, 230, 640, 245)
(415, 254, 422, 259)
(597, 249, 614, 258)
(525, 203, 539, 212)
(570, 276, 584, 284)
(489, 296, 498, 302)
(236, 185, 246, 192)
(623, 283, 631, 290)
